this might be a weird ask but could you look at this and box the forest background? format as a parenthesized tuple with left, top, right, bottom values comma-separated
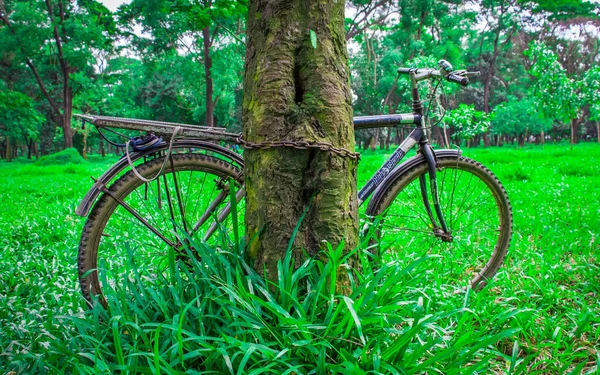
(1, 0, 600, 373)
(0, 0, 599, 160)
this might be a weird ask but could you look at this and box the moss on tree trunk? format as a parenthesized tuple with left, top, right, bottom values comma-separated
(243, 0, 358, 279)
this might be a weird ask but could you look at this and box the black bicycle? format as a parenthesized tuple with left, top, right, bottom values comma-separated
(75, 60, 512, 306)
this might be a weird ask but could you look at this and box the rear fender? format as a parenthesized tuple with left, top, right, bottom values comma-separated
(366, 149, 461, 214)
(76, 140, 244, 217)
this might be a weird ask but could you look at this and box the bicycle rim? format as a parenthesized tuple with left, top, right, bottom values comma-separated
(78, 153, 244, 306)
(367, 156, 512, 290)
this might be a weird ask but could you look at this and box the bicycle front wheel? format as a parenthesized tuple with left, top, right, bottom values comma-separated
(366, 156, 512, 290)
(78, 153, 244, 306)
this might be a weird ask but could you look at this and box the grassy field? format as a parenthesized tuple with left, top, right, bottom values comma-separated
(0, 143, 598, 373)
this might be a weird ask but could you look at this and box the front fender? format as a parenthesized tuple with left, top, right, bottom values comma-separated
(76, 140, 244, 217)
(366, 149, 461, 214)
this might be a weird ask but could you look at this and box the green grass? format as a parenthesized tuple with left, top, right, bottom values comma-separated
(0, 143, 599, 373)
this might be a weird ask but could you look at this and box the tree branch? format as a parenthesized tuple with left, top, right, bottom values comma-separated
(0, 3, 62, 117)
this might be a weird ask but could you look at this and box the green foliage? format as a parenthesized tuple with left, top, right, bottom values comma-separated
(2, 0, 599, 151)
(36, 240, 519, 373)
(491, 96, 552, 136)
(0, 89, 42, 140)
(582, 66, 600, 122)
(524, 41, 580, 124)
(0, 0, 116, 152)
(525, 0, 599, 20)
(2, 144, 600, 373)
(446, 104, 492, 140)
(35, 148, 87, 166)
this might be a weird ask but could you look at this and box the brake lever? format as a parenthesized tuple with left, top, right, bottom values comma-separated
(465, 71, 481, 77)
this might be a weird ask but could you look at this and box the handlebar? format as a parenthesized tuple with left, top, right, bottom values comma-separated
(397, 60, 480, 87)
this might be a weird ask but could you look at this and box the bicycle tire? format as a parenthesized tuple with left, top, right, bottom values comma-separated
(366, 156, 512, 290)
(78, 153, 244, 306)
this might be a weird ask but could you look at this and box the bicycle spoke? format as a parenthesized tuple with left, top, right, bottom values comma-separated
(367, 157, 511, 290)
(103, 188, 177, 248)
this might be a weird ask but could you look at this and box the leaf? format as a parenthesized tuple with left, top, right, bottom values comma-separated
(310, 29, 317, 49)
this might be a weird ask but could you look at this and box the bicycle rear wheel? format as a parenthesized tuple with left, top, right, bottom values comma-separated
(366, 156, 512, 290)
(78, 153, 244, 306)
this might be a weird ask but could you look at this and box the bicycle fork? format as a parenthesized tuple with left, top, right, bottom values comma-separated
(419, 143, 453, 242)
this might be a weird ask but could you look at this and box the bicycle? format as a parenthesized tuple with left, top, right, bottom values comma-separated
(75, 60, 512, 306)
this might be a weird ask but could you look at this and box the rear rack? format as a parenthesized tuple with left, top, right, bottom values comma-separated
(75, 113, 417, 143)
(75, 114, 241, 142)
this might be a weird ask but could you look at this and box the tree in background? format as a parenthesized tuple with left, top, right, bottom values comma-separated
(525, 41, 581, 144)
(243, 0, 358, 279)
(0, 89, 43, 161)
(582, 67, 600, 142)
(119, 0, 246, 127)
(445, 103, 491, 147)
(0, 0, 115, 150)
(491, 96, 552, 146)
(0, 0, 599, 156)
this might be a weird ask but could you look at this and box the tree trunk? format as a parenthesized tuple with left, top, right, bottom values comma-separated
(571, 118, 579, 144)
(483, 133, 491, 147)
(243, 0, 358, 280)
(62, 79, 74, 148)
(82, 131, 88, 160)
(372, 128, 379, 151)
(25, 136, 33, 159)
(6, 137, 12, 162)
(33, 141, 39, 159)
(362, 136, 373, 151)
(597, 121, 599, 143)
(432, 126, 444, 147)
(202, 26, 214, 127)
(385, 128, 391, 150)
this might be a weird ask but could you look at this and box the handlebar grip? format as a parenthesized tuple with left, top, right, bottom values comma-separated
(397, 67, 414, 74)
(446, 73, 469, 87)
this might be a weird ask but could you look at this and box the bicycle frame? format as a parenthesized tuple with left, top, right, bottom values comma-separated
(354, 70, 456, 238)
(75, 68, 456, 240)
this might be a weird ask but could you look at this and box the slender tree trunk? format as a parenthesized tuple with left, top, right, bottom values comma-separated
(82, 131, 88, 159)
(385, 128, 391, 150)
(25, 136, 33, 159)
(432, 126, 444, 147)
(33, 141, 39, 159)
(372, 128, 379, 151)
(243, 0, 358, 279)
(597, 121, 599, 143)
(363, 136, 372, 150)
(202, 26, 214, 127)
(6, 137, 12, 162)
(62, 80, 74, 148)
(571, 118, 579, 145)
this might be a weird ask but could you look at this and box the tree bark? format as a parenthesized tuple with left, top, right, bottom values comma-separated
(6, 137, 12, 162)
(243, 0, 358, 280)
(46, 0, 74, 149)
(25, 136, 32, 159)
(385, 128, 391, 149)
(202, 26, 214, 127)
(33, 140, 39, 159)
(372, 128, 379, 151)
(571, 118, 579, 145)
